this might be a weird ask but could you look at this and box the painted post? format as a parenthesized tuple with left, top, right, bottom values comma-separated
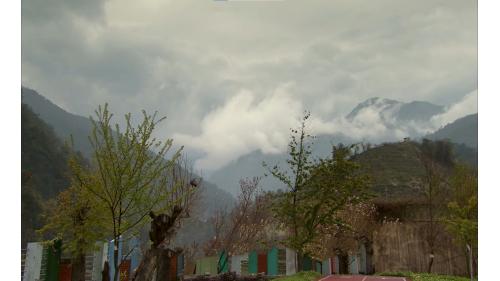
(248, 251, 258, 274)
(267, 247, 278, 276)
(45, 239, 62, 281)
(285, 248, 296, 275)
(23, 242, 44, 281)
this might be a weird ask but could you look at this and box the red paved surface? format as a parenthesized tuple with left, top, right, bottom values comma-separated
(319, 275, 408, 281)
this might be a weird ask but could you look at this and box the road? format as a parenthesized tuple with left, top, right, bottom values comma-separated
(318, 275, 409, 281)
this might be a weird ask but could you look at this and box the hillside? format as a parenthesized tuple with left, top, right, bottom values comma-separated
(427, 113, 478, 148)
(21, 87, 235, 218)
(22, 87, 94, 158)
(346, 97, 444, 123)
(21, 103, 72, 247)
(352, 139, 476, 200)
(209, 134, 355, 196)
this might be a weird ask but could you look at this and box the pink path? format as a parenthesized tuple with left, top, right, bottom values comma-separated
(318, 275, 408, 281)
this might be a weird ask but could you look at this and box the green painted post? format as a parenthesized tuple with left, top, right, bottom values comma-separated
(218, 251, 229, 273)
(302, 255, 312, 271)
(267, 247, 278, 276)
(45, 239, 62, 281)
(248, 251, 258, 274)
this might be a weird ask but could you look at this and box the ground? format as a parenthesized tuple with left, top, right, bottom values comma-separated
(319, 275, 408, 281)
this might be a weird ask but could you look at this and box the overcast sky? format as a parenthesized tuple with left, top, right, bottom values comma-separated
(22, 0, 477, 171)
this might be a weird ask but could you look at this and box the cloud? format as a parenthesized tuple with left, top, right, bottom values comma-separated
(21, 0, 478, 171)
(174, 84, 304, 171)
(431, 89, 478, 127)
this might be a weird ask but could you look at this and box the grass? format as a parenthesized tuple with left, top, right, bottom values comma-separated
(377, 271, 477, 281)
(271, 271, 321, 281)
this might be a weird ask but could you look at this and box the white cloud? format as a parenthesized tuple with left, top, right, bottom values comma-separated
(431, 89, 478, 127)
(174, 84, 304, 171)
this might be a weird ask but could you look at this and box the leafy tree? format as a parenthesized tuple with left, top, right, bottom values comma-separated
(39, 180, 106, 281)
(265, 112, 370, 270)
(444, 164, 477, 277)
(70, 104, 191, 281)
(263, 112, 314, 269)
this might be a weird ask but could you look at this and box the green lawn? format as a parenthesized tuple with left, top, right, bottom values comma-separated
(377, 271, 477, 281)
(272, 271, 321, 281)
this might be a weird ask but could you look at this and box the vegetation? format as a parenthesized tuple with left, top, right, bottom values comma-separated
(272, 271, 321, 281)
(21, 103, 72, 247)
(203, 177, 274, 261)
(444, 164, 478, 278)
(377, 271, 476, 281)
(264, 112, 370, 268)
(51, 104, 196, 281)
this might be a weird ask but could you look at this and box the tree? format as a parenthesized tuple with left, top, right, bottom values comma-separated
(263, 112, 314, 270)
(417, 139, 453, 273)
(444, 164, 477, 278)
(71, 104, 192, 281)
(265, 112, 370, 270)
(39, 183, 106, 281)
(309, 202, 377, 274)
(203, 177, 274, 269)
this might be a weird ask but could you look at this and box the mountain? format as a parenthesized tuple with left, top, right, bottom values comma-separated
(22, 102, 72, 246)
(427, 113, 478, 149)
(22, 87, 94, 158)
(209, 97, 447, 196)
(346, 97, 444, 123)
(208, 134, 356, 196)
(21, 87, 235, 220)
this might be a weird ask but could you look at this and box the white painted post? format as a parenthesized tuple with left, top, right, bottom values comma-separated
(285, 248, 296, 275)
(23, 242, 44, 281)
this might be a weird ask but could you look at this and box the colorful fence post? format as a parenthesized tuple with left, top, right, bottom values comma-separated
(23, 242, 44, 281)
(248, 251, 258, 274)
(45, 239, 62, 281)
(267, 247, 278, 276)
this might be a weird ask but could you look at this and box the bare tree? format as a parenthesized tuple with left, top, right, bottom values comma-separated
(203, 178, 274, 261)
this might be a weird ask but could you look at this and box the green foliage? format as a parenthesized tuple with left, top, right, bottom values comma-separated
(38, 183, 107, 257)
(264, 113, 370, 258)
(21, 103, 72, 247)
(272, 271, 320, 281)
(443, 164, 477, 274)
(69, 104, 193, 281)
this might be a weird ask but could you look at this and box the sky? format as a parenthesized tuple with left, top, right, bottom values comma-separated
(21, 0, 477, 172)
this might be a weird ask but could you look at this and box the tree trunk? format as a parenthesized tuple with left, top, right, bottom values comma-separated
(102, 261, 111, 281)
(71, 253, 86, 281)
(156, 249, 171, 281)
(337, 253, 349, 274)
(132, 248, 173, 281)
(427, 252, 434, 273)
(364, 241, 374, 275)
(296, 252, 303, 272)
(113, 240, 120, 281)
